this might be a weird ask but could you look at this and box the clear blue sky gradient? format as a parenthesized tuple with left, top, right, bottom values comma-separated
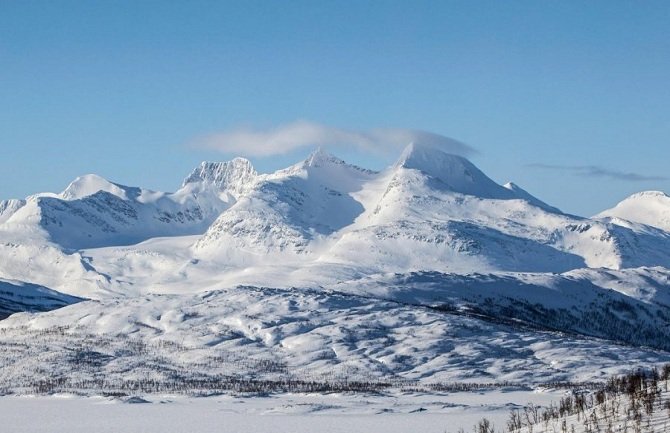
(1, 1, 669, 215)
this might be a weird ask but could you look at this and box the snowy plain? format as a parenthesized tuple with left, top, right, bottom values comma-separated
(2, 390, 563, 433)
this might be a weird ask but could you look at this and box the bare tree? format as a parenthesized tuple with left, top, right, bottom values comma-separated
(474, 418, 494, 433)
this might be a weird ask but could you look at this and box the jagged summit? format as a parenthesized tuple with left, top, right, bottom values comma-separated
(303, 146, 347, 168)
(181, 159, 257, 196)
(0, 199, 27, 224)
(272, 147, 375, 181)
(626, 190, 669, 199)
(298, 147, 375, 176)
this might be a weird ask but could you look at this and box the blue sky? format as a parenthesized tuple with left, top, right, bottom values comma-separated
(1, 1, 669, 216)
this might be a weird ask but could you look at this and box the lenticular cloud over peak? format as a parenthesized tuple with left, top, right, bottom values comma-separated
(190, 120, 476, 158)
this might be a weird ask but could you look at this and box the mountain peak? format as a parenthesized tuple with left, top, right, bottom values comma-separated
(304, 147, 347, 168)
(596, 190, 670, 232)
(626, 190, 669, 200)
(61, 174, 129, 201)
(181, 159, 257, 195)
(395, 142, 513, 199)
(396, 142, 474, 171)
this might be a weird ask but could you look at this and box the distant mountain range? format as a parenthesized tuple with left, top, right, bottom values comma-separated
(3, 143, 669, 268)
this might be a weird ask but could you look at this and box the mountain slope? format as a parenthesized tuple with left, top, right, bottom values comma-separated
(503, 181, 562, 213)
(331, 268, 670, 350)
(0, 278, 83, 319)
(0, 286, 667, 395)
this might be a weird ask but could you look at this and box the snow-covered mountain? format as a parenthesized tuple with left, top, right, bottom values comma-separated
(194, 148, 377, 261)
(2, 143, 670, 299)
(1, 143, 670, 395)
(189, 144, 670, 274)
(5, 143, 669, 274)
(595, 190, 670, 232)
(0, 162, 255, 250)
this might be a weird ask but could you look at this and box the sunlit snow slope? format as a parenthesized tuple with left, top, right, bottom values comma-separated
(596, 190, 670, 232)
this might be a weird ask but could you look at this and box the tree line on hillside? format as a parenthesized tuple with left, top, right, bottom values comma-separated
(452, 363, 670, 433)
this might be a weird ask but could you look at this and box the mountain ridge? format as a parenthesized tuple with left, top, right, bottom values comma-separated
(1, 144, 669, 270)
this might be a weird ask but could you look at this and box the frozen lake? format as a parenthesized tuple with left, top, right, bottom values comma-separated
(1, 389, 563, 433)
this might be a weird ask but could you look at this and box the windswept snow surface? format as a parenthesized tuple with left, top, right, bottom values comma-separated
(1, 143, 670, 414)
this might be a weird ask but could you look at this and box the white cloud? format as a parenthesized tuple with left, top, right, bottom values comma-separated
(528, 163, 668, 182)
(191, 120, 476, 157)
